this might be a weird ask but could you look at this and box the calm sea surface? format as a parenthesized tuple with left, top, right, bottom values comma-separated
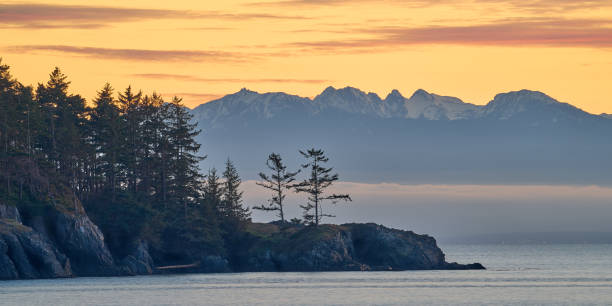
(1, 244, 612, 305)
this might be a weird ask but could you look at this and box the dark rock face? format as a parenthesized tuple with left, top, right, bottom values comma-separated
(239, 223, 483, 272)
(199, 255, 231, 273)
(52, 211, 118, 276)
(1, 201, 158, 280)
(0, 220, 72, 280)
(242, 225, 360, 272)
(0, 204, 22, 223)
(3, 199, 483, 280)
(121, 240, 155, 275)
(347, 223, 445, 270)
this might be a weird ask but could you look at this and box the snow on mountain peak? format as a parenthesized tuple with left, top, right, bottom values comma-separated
(314, 86, 384, 116)
(483, 90, 591, 121)
(190, 87, 594, 125)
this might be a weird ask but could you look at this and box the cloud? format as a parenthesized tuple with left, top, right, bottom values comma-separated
(0, 3, 308, 29)
(243, 181, 612, 203)
(287, 18, 612, 52)
(161, 92, 224, 102)
(4, 45, 246, 62)
(132, 73, 328, 84)
(251, 0, 612, 11)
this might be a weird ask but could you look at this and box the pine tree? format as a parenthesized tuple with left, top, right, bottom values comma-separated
(118, 86, 143, 193)
(253, 153, 299, 223)
(294, 148, 351, 226)
(221, 159, 250, 222)
(137, 94, 162, 195)
(35, 68, 89, 196)
(0, 59, 18, 198)
(90, 83, 124, 199)
(35, 67, 70, 167)
(167, 96, 204, 216)
(204, 168, 223, 212)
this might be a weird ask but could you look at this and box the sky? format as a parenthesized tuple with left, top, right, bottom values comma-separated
(1, 0, 612, 114)
(244, 181, 612, 241)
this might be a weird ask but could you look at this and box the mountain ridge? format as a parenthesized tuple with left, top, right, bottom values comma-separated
(189, 86, 612, 185)
(192, 87, 596, 122)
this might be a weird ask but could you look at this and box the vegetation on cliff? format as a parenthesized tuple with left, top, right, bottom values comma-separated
(0, 60, 483, 279)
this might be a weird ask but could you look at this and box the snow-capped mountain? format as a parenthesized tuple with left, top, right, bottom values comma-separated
(193, 86, 597, 123)
(402, 89, 480, 120)
(191, 88, 311, 124)
(313, 86, 386, 116)
(190, 87, 612, 185)
(193, 86, 484, 123)
(481, 90, 597, 123)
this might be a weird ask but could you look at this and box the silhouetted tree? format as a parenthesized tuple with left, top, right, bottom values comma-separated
(90, 83, 123, 199)
(167, 96, 204, 216)
(294, 148, 351, 225)
(220, 159, 250, 222)
(118, 86, 143, 193)
(253, 153, 299, 223)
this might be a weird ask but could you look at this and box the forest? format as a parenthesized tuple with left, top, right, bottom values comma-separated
(0, 59, 349, 265)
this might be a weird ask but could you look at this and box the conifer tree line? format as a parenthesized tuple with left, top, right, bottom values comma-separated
(1, 59, 351, 251)
(0, 61, 256, 256)
(0, 62, 210, 209)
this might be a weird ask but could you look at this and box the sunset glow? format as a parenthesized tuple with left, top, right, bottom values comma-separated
(2, 0, 612, 113)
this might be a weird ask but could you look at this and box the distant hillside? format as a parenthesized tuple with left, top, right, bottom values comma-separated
(191, 87, 612, 185)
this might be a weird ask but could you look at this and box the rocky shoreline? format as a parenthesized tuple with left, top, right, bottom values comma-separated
(1, 203, 483, 280)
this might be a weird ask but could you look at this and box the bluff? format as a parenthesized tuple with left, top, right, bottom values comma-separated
(230, 223, 483, 272)
(0, 156, 152, 280)
(0, 157, 482, 280)
(1, 201, 483, 279)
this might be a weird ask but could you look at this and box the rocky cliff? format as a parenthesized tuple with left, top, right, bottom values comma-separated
(0, 203, 153, 280)
(1, 202, 483, 280)
(230, 223, 484, 272)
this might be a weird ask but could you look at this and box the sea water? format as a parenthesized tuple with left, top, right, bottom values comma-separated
(1, 244, 612, 305)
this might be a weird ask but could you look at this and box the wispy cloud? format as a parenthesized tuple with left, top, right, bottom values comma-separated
(251, 0, 612, 11)
(132, 73, 328, 84)
(287, 18, 612, 52)
(162, 92, 224, 102)
(0, 3, 308, 29)
(4, 45, 246, 62)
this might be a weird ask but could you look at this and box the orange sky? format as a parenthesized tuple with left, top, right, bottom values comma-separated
(1, 0, 612, 113)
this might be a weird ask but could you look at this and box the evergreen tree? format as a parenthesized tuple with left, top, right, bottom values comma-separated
(294, 148, 351, 226)
(0, 59, 18, 198)
(153, 98, 172, 204)
(204, 168, 223, 212)
(35, 68, 89, 196)
(253, 153, 299, 223)
(35, 67, 70, 166)
(118, 86, 143, 193)
(221, 159, 250, 222)
(167, 96, 204, 216)
(90, 83, 123, 199)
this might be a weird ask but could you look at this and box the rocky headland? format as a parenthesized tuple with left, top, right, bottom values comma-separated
(0, 201, 483, 280)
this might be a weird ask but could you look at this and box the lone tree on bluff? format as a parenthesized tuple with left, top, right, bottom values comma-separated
(253, 153, 300, 223)
(294, 148, 351, 226)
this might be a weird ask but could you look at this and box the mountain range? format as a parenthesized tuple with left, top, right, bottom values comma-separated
(190, 87, 612, 185)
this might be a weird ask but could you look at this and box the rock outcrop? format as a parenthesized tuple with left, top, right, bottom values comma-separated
(244, 225, 364, 272)
(2, 199, 483, 280)
(52, 211, 118, 276)
(235, 223, 484, 272)
(0, 204, 22, 223)
(0, 219, 72, 280)
(0, 202, 145, 280)
(121, 240, 155, 275)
